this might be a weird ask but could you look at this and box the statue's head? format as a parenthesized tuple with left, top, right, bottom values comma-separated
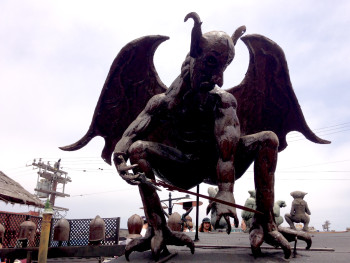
(248, 189, 256, 198)
(290, 191, 307, 199)
(276, 200, 287, 208)
(184, 12, 245, 92)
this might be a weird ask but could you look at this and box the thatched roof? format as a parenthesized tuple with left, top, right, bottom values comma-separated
(0, 171, 44, 208)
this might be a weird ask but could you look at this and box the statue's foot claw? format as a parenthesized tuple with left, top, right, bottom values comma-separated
(278, 226, 312, 250)
(125, 228, 194, 261)
(265, 230, 291, 259)
(249, 227, 264, 254)
(249, 225, 264, 258)
(249, 224, 291, 259)
(125, 236, 151, 261)
(124, 249, 131, 261)
(168, 230, 195, 254)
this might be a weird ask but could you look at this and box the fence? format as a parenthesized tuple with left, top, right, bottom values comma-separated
(0, 212, 120, 248)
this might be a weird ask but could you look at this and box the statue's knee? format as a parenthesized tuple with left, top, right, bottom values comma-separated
(263, 131, 279, 148)
(129, 140, 147, 159)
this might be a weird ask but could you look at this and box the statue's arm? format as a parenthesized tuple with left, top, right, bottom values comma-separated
(113, 93, 166, 162)
(214, 92, 240, 193)
(290, 202, 296, 216)
(305, 202, 311, 215)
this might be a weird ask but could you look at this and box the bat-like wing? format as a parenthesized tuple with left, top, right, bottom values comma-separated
(60, 35, 169, 164)
(227, 34, 330, 151)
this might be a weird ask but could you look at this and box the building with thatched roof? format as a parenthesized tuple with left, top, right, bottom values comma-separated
(0, 171, 44, 208)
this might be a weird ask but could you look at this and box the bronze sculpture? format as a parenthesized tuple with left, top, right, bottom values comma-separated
(285, 191, 311, 231)
(61, 12, 329, 260)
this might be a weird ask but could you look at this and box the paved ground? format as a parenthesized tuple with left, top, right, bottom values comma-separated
(111, 231, 350, 263)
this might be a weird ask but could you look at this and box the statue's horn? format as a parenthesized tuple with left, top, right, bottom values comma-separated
(184, 12, 203, 58)
(232, 25, 246, 45)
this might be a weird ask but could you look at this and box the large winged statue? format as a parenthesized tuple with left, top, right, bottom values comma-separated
(61, 12, 329, 260)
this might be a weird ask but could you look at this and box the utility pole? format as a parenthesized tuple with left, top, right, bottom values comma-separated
(33, 158, 71, 212)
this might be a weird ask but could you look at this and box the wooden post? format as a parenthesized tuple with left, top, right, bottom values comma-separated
(38, 205, 54, 263)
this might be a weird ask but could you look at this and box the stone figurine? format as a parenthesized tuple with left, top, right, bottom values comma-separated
(61, 12, 329, 260)
(274, 200, 287, 226)
(241, 190, 256, 233)
(285, 191, 311, 231)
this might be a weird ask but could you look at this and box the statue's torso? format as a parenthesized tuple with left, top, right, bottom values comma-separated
(165, 91, 218, 158)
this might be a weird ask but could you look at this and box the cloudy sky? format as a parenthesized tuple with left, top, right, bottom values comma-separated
(1, 0, 349, 231)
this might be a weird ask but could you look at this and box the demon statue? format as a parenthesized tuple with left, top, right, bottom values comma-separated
(61, 12, 329, 260)
(241, 190, 256, 233)
(285, 191, 311, 231)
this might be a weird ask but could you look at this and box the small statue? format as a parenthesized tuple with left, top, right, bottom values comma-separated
(285, 191, 311, 231)
(274, 200, 287, 226)
(241, 190, 256, 233)
(208, 187, 228, 230)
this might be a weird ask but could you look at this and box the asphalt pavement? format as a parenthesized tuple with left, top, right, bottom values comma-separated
(112, 231, 350, 263)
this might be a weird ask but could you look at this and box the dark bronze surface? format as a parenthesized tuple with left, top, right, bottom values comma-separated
(18, 220, 36, 242)
(127, 214, 143, 238)
(53, 218, 70, 242)
(61, 11, 330, 261)
(89, 215, 106, 243)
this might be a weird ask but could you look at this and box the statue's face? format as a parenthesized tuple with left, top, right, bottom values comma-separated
(190, 31, 235, 92)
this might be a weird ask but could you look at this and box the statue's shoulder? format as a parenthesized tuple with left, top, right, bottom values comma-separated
(210, 87, 237, 109)
(145, 92, 168, 114)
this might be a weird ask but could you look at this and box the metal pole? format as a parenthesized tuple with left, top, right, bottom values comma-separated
(168, 192, 172, 215)
(194, 185, 199, 241)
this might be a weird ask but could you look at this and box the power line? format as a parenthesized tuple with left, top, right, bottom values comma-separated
(282, 159, 350, 170)
(288, 128, 350, 142)
(288, 122, 350, 137)
(70, 188, 135, 198)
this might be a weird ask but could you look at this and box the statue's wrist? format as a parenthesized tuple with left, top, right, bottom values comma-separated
(113, 151, 127, 165)
(218, 183, 233, 192)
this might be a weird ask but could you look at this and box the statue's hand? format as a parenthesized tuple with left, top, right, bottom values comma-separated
(113, 152, 139, 185)
(206, 191, 239, 234)
(113, 152, 161, 190)
(113, 152, 134, 174)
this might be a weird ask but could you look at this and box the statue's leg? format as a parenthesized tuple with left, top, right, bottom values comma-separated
(302, 214, 310, 231)
(235, 132, 291, 258)
(284, 213, 296, 230)
(275, 216, 283, 226)
(126, 140, 194, 261)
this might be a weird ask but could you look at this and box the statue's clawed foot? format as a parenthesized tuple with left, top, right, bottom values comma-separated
(278, 226, 312, 250)
(125, 226, 194, 261)
(249, 220, 292, 259)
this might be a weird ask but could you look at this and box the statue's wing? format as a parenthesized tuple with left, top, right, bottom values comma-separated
(227, 34, 330, 152)
(60, 35, 169, 164)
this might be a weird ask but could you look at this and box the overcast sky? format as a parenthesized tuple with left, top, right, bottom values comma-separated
(0, 0, 349, 231)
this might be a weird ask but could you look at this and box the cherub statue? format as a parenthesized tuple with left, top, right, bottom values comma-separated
(241, 190, 256, 233)
(61, 12, 329, 260)
(285, 191, 311, 231)
(274, 200, 287, 226)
